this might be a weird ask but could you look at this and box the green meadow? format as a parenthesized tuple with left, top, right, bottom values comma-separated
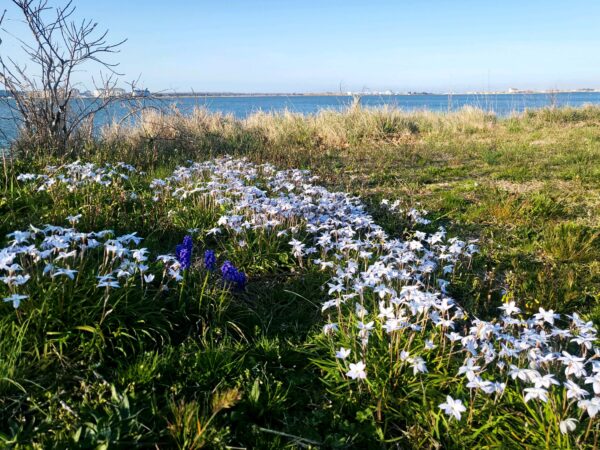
(1, 105, 599, 449)
(96, 104, 600, 319)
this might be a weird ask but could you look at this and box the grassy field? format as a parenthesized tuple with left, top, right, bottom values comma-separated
(1, 105, 599, 448)
(98, 104, 600, 319)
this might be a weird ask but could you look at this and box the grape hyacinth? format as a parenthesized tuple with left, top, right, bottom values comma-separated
(175, 235, 193, 270)
(221, 260, 246, 289)
(204, 249, 216, 271)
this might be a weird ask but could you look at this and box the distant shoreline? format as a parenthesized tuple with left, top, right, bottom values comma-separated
(2, 90, 597, 101)
(151, 90, 599, 99)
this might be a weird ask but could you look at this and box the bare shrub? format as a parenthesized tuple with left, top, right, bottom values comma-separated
(0, 0, 134, 156)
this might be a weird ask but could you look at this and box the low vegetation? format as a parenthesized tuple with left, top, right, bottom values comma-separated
(1, 105, 600, 448)
(91, 104, 600, 319)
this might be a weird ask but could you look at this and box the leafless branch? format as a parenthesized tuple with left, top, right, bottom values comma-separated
(0, 0, 134, 155)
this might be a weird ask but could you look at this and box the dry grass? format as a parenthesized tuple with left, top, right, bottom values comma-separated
(97, 103, 499, 161)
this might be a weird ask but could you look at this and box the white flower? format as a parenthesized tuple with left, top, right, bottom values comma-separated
(327, 282, 344, 295)
(466, 376, 494, 393)
(321, 299, 341, 312)
(355, 302, 368, 318)
(578, 398, 600, 418)
(116, 269, 132, 278)
(439, 396, 466, 420)
(377, 301, 394, 319)
(1, 274, 31, 287)
(499, 301, 521, 316)
(7, 230, 32, 245)
(52, 268, 78, 280)
(559, 352, 587, 378)
(509, 365, 539, 382)
(133, 248, 149, 262)
(534, 307, 559, 325)
(523, 387, 549, 403)
(584, 373, 600, 394)
(66, 214, 82, 225)
(532, 374, 559, 389)
(410, 356, 428, 375)
(206, 227, 221, 236)
(3, 293, 28, 308)
(335, 347, 351, 359)
(97, 275, 120, 289)
(458, 358, 481, 380)
(564, 380, 589, 400)
(289, 239, 305, 258)
(346, 361, 367, 380)
(168, 268, 183, 282)
(144, 274, 155, 283)
(117, 232, 142, 245)
(559, 418, 577, 434)
(446, 332, 462, 342)
(383, 318, 403, 333)
(323, 323, 338, 335)
(357, 321, 374, 331)
(571, 333, 596, 350)
(424, 340, 436, 350)
(54, 250, 77, 261)
(491, 381, 506, 394)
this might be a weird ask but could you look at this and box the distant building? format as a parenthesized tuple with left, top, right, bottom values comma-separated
(26, 88, 79, 99)
(133, 88, 151, 97)
(93, 88, 126, 97)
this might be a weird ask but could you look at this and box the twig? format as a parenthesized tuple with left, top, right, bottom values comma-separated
(256, 427, 322, 448)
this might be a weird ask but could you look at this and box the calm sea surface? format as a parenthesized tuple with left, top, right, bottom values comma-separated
(2, 92, 600, 145)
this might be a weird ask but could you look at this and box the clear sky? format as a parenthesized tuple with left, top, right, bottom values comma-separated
(2, 0, 600, 92)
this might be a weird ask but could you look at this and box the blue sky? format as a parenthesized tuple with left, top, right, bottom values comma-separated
(2, 0, 600, 92)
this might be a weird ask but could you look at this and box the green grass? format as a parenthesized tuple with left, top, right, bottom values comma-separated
(1, 105, 600, 448)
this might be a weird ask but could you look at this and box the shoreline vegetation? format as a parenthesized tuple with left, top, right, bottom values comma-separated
(2, 104, 600, 448)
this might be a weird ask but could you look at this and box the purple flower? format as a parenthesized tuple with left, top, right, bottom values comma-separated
(221, 260, 247, 289)
(204, 249, 216, 271)
(235, 271, 247, 288)
(221, 260, 235, 279)
(175, 235, 193, 269)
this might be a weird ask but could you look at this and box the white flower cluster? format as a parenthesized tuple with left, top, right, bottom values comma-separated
(152, 157, 600, 424)
(10, 156, 600, 427)
(150, 158, 321, 237)
(17, 161, 137, 192)
(0, 224, 157, 308)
